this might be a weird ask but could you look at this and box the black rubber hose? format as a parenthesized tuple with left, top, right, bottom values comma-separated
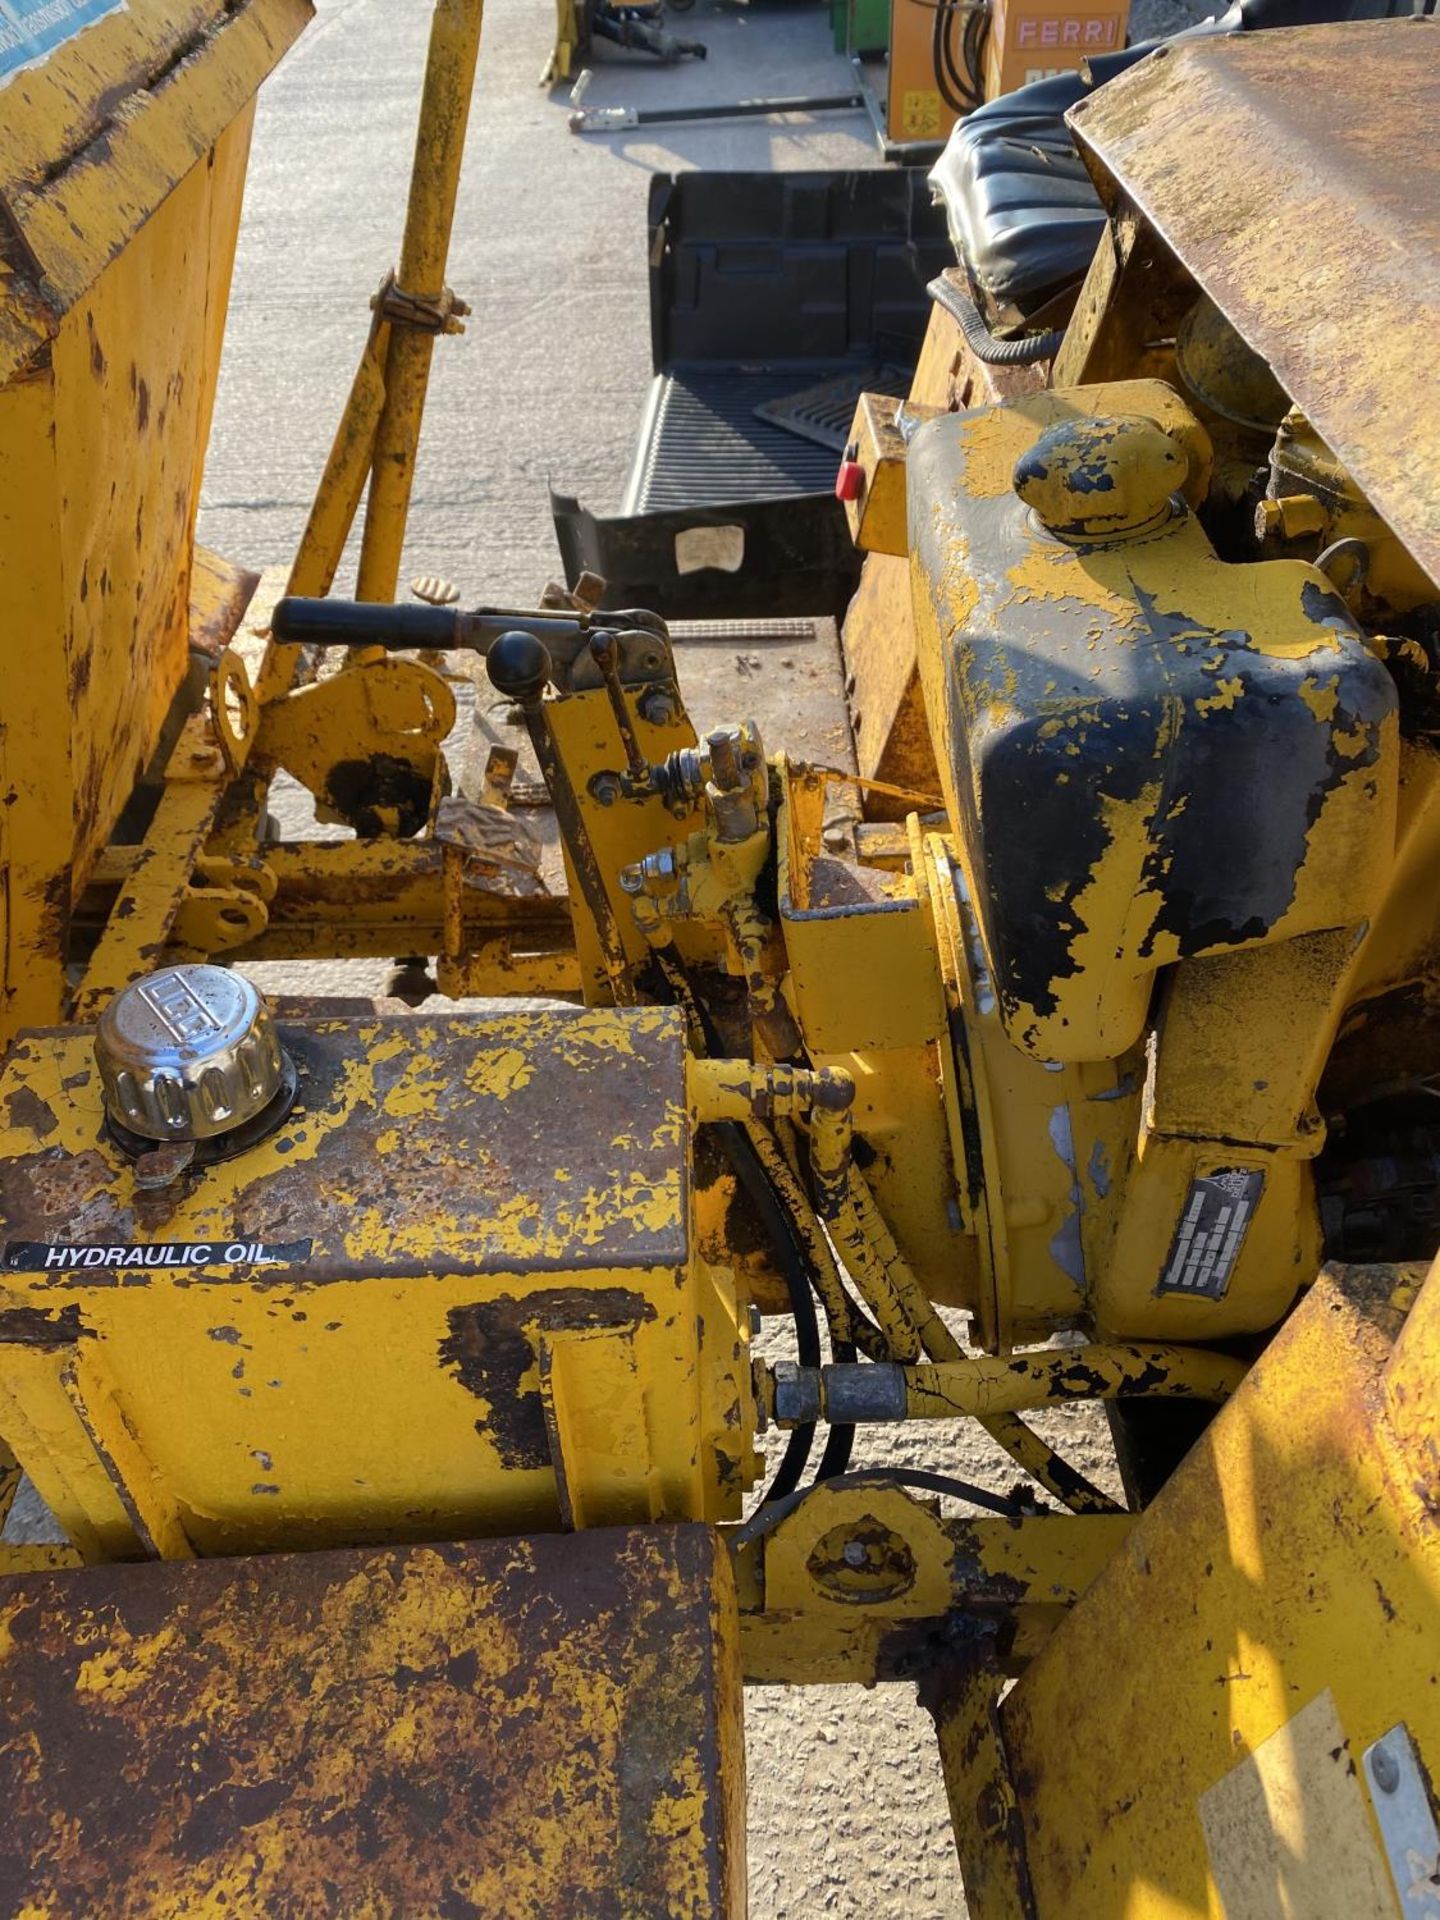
(644, 958, 855, 1490)
(733, 1466, 1028, 1547)
(943, 0, 983, 109)
(963, 4, 989, 102)
(927, 273, 1064, 366)
(714, 1120, 821, 1504)
(932, 0, 979, 114)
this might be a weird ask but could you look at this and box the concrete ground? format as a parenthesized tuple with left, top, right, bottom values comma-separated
(190, 0, 1201, 1911)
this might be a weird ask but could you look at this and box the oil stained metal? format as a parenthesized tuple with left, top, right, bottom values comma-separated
(0, 1526, 746, 1917)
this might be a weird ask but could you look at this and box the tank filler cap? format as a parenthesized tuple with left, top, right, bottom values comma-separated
(95, 965, 290, 1145)
(1013, 414, 1187, 544)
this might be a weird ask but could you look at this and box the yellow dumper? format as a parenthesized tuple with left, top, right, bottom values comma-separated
(0, 4, 1435, 1914)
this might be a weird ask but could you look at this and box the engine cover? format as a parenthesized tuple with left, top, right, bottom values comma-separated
(907, 380, 1399, 1061)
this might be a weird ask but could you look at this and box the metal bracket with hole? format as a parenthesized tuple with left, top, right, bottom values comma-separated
(1364, 1724, 1440, 1918)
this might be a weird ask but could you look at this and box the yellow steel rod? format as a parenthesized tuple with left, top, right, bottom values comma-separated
(896, 1346, 1246, 1418)
(355, 0, 485, 605)
(823, 1170, 1122, 1510)
(257, 314, 392, 704)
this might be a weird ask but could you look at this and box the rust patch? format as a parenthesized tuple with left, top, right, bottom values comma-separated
(5, 1084, 58, 1140)
(0, 1529, 742, 1917)
(0, 1013, 687, 1286)
(0, 1149, 114, 1250)
(1066, 24, 1440, 588)
(440, 1288, 655, 1469)
(0, 1305, 88, 1347)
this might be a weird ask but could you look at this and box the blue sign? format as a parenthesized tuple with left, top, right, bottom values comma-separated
(0, 0, 124, 81)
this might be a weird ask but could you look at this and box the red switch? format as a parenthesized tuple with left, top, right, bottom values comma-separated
(835, 460, 864, 504)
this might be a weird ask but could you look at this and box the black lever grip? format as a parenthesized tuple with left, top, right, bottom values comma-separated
(270, 597, 462, 650)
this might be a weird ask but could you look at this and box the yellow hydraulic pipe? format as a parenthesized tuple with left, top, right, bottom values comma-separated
(355, 0, 484, 606)
(685, 1057, 851, 1129)
(789, 1346, 1247, 1426)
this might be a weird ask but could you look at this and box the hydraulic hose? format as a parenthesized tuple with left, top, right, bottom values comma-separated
(746, 1123, 887, 1362)
(927, 273, 1064, 367)
(930, 0, 985, 115)
(732, 1465, 1027, 1548)
(715, 1119, 819, 1504)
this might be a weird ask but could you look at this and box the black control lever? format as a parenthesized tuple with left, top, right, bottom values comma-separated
(269, 596, 670, 693)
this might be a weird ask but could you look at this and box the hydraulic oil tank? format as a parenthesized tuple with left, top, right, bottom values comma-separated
(0, 0, 310, 1043)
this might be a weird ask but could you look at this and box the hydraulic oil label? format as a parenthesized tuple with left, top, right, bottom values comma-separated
(1157, 1171, 1264, 1300)
(3, 1240, 313, 1274)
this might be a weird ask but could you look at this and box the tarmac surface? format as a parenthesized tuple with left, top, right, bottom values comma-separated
(194, 0, 1204, 1910)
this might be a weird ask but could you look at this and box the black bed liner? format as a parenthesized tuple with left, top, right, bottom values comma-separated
(551, 167, 952, 620)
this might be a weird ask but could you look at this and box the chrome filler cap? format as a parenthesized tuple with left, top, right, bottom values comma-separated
(94, 965, 286, 1143)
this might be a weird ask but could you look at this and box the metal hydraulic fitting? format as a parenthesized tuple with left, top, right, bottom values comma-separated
(770, 1360, 822, 1427)
(649, 721, 765, 837)
(770, 1361, 907, 1426)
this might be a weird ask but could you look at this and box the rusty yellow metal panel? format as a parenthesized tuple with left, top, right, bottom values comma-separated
(777, 761, 946, 1057)
(841, 551, 941, 816)
(53, 154, 251, 863)
(999, 1259, 1440, 1915)
(0, 1006, 756, 1554)
(0, 0, 310, 1043)
(0, 1526, 746, 1917)
(0, 0, 313, 378)
(736, 1481, 1133, 1685)
(1064, 24, 1440, 590)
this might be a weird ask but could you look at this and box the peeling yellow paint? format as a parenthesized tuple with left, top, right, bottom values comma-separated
(1298, 675, 1340, 723)
(1196, 676, 1243, 714)
(76, 1625, 180, 1701)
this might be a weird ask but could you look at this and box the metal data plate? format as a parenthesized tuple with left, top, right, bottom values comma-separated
(1364, 1723, 1440, 1919)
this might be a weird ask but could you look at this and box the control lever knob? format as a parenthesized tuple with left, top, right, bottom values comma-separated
(486, 629, 552, 706)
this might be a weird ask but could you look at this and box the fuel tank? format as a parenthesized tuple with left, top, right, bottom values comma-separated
(906, 380, 1399, 1062)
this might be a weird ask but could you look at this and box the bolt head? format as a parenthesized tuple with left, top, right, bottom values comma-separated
(842, 1540, 866, 1569)
(1370, 1743, 1401, 1794)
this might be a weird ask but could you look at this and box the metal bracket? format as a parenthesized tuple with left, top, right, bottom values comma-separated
(1365, 1724, 1440, 1918)
(371, 269, 470, 337)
